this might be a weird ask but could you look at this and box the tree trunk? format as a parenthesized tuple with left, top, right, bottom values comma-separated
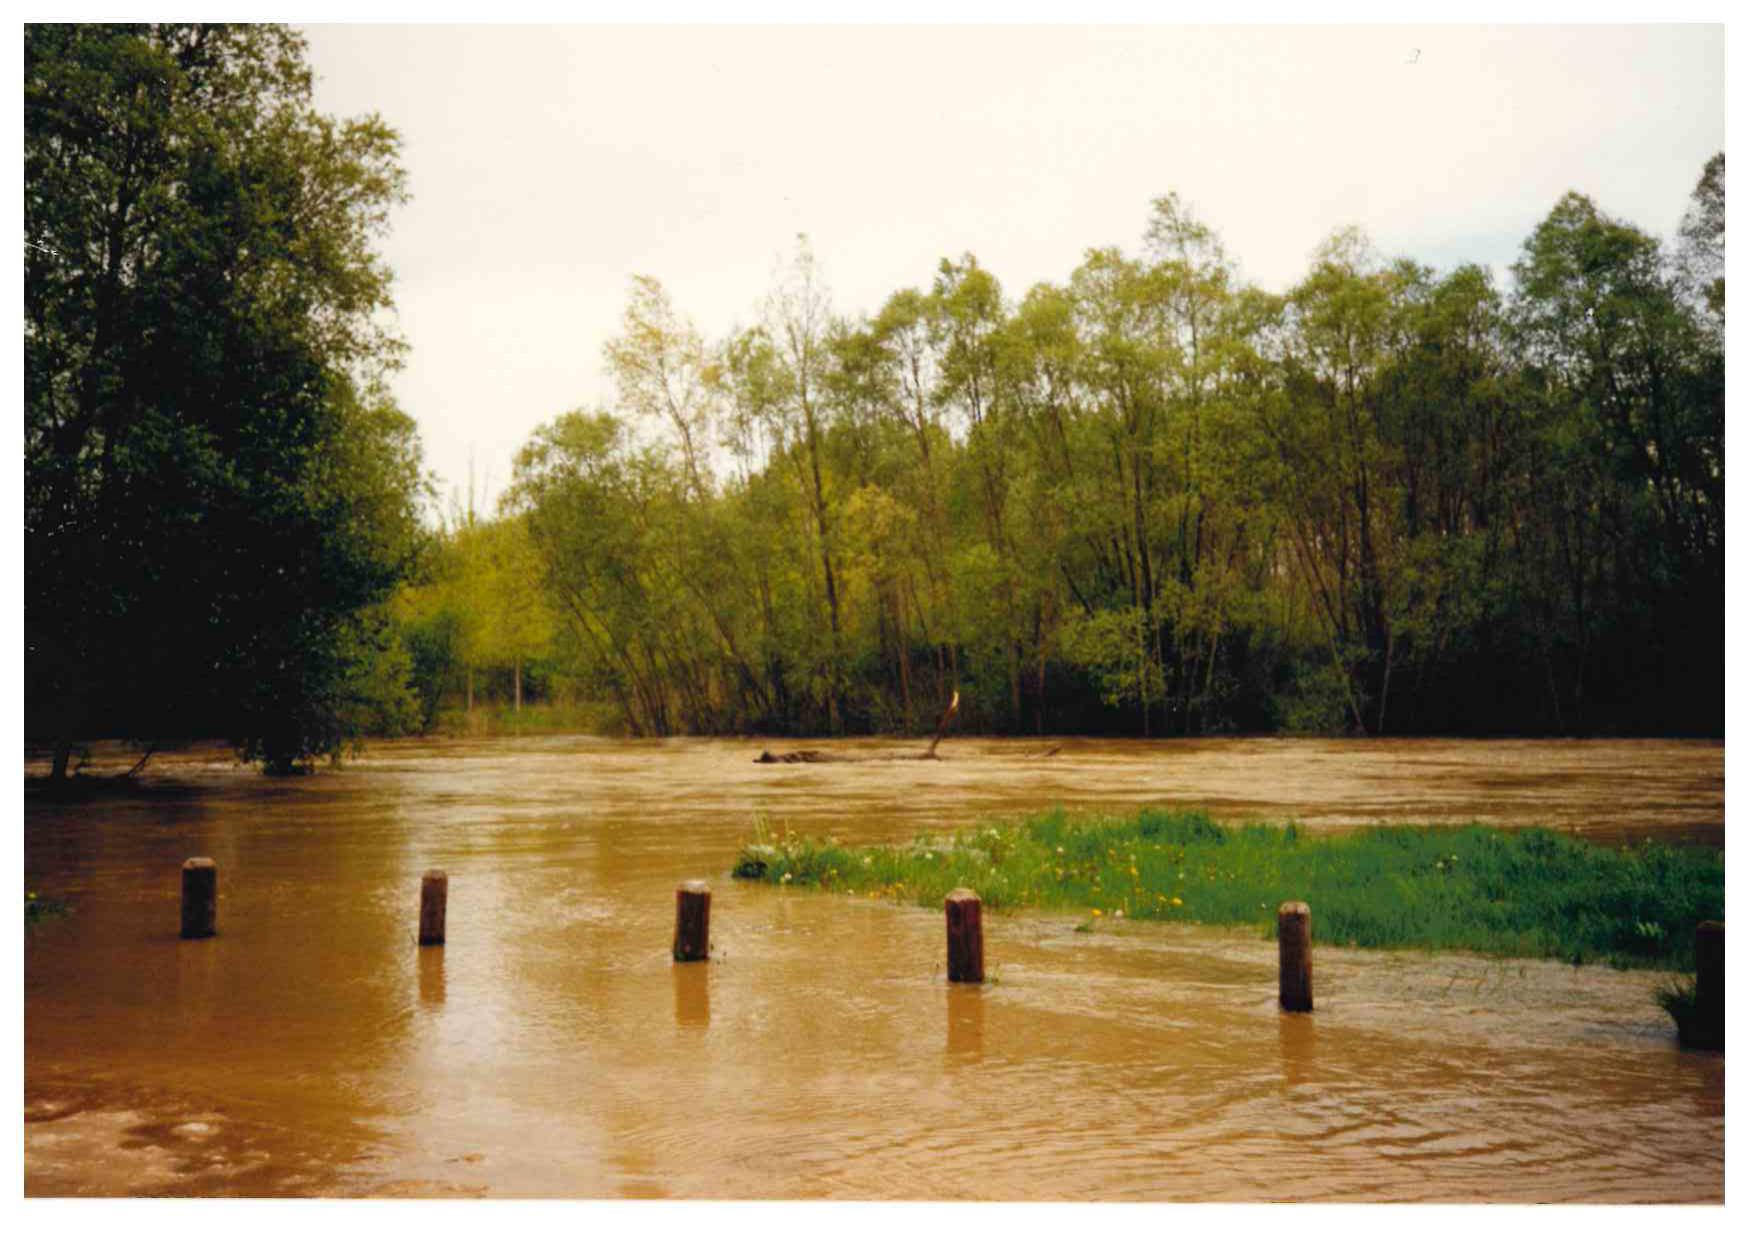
(514, 656, 522, 714)
(897, 590, 914, 731)
(800, 411, 844, 732)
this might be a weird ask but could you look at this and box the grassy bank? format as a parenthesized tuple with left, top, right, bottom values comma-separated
(733, 808, 1723, 969)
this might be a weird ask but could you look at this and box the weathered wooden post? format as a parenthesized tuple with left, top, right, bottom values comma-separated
(673, 880, 711, 963)
(419, 870, 448, 946)
(1278, 901, 1312, 1012)
(180, 857, 217, 939)
(945, 887, 984, 984)
(1694, 920, 1723, 1045)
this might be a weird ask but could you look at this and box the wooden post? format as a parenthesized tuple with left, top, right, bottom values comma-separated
(674, 880, 711, 963)
(419, 870, 448, 946)
(1695, 920, 1723, 1032)
(1278, 901, 1312, 1012)
(945, 887, 984, 984)
(180, 857, 217, 939)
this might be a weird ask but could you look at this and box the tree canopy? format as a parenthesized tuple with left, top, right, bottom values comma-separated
(25, 23, 427, 773)
(485, 167, 1722, 740)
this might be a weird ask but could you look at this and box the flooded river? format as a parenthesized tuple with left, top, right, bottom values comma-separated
(24, 736, 1724, 1200)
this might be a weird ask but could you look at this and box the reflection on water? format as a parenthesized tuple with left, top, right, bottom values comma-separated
(24, 736, 1724, 1200)
(672, 962, 710, 1030)
(1279, 1012, 1318, 1092)
(418, 950, 446, 1009)
(945, 985, 984, 1060)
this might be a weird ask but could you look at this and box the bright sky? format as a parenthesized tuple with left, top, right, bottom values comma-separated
(300, 23, 1724, 514)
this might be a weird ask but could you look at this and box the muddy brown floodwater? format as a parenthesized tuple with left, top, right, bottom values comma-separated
(24, 736, 1724, 1200)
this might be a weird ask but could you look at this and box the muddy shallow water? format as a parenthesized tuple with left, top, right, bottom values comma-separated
(24, 736, 1724, 1200)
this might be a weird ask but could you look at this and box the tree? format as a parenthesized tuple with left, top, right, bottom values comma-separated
(603, 274, 716, 496)
(748, 236, 848, 729)
(1509, 189, 1722, 732)
(1678, 152, 1724, 329)
(24, 23, 424, 774)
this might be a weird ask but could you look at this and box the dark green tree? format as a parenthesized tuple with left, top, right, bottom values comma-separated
(25, 23, 426, 775)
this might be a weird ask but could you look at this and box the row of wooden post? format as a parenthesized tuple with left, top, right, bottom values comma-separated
(178, 859, 1722, 1026)
(181, 859, 712, 961)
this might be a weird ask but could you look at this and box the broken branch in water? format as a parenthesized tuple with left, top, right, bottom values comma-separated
(754, 691, 961, 764)
(124, 743, 159, 779)
(925, 690, 960, 758)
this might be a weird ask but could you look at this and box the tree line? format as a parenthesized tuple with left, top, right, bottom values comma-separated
(24, 24, 1723, 767)
(407, 159, 1723, 740)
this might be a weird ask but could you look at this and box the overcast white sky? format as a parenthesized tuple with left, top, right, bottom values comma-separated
(300, 23, 1724, 513)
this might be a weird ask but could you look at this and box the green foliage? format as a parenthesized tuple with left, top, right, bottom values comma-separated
(24, 23, 427, 772)
(1278, 662, 1354, 734)
(475, 158, 1723, 740)
(394, 593, 463, 732)
(25, 29, 1722, 749)
(1059, 607, 1165, 713)
(733, 810, 1723, 969)
(1678, 153, 1724, 328)
(384, 504, 562, 726)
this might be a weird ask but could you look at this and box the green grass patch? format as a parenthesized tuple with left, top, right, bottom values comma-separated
(732, 808, 1723, 969)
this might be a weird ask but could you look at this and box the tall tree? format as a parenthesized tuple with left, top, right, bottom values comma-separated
(752, 237, 847, 729)
(25, 23, 424, 773)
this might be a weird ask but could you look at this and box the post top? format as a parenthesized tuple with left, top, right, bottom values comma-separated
(679, 879, 710, 894)
(946, 887, 980, 904)
(423, 868, 447, 881)
(1278, 900, 1311, 916)
(183, 857, 215, 870)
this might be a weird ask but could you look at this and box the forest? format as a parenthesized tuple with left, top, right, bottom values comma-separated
(25, 25, 1726, 770)
(403, 166, 1724, 741)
